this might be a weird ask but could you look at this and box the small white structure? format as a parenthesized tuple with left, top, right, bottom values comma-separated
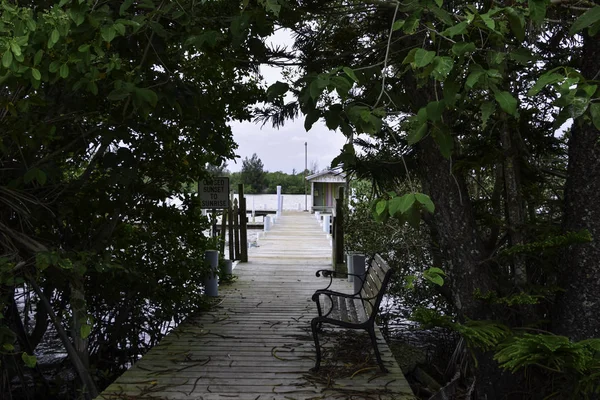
(306, 169, 347, 214)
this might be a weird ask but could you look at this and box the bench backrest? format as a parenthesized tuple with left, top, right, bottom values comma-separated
(360, 254, 393, 319)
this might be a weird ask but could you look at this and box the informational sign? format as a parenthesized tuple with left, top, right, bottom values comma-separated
(199, 177, 229, 209)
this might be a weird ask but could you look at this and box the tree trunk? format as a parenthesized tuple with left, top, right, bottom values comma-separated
(554, 33, 600, 341)
(417, 136, 495, 319)
(500, 122, 527, 287)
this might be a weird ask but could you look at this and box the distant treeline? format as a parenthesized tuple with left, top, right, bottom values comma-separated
(206, 154, 314, 194)
(229, 170, 308, 194)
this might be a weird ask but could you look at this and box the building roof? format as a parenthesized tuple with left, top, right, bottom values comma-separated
(306, 169, 347, 182)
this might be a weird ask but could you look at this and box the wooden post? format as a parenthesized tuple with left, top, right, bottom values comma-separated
(238, 184, 248, 262)
(228, 205, 234, 261)
(220, 208, 227, 255)
(332, 187, 345, 273)
(233, 198, 240, 260)
(211, 208, 217, 237)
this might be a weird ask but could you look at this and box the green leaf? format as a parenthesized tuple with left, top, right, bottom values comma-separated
(10, 42, 21, 57)
(414, 49, 436, 68)
(68, 9, 85, 26)
(58, 0, 70, 6)
(120, 0, 134, 15)
(80, 324, 92, 339)
(569, 6, 600, 35)
(31, 68, 41, 81)
(510, 48, 535, 64)
(506, 7, 525, 42)
(443, 80, 460, 106)
(3, 343, 14, 351)
(403, 13, 420, 34)
(304, 108, 320, 131)
(480, 101, 496, 128)
(2, 50, 13, 68)
(405, 275, 417, 289)
(432, 56, 453, 81)
(480, 13, 495, 30)
(392, 19, 405, 31)
(431, 126, 454, 158)
(265, 0, 281, 16)
(375, 199, 387, 215)
(343, 67, 359, 83)
(590, 103, 600, 130)
(49, 61, 60, 73)
(428, 267, 445, 276)
(388, 196, 403, 216)
(107, 88, 130, 101)
(59, 64, 69, 79)
(21, 352, 37, 368)
(426, 100, 446, 121)
(78, 44, 90, 53)
(451, 42, 476, 57)
(309, 79, 322, 100)
(407, 122, 428, 145)
(399, 193, 416, 214)
(331, 76, 353, 98)
(494, 90, 518, 116)
(466, 69, 484, 88)
(528, 72, 563, 96)
(266, 81, 289, 100)
(113, 23, 126, 36)
(442, 21, 469, 38)
(101, 26, 116, 42)
(50, 29, 60, 46)
(415, 193, 435, 213)
(34, 49, 43, 65)
(528, 0, 547, 25)
(136, 88, 158, 107)
(434, 0, 443, 7)
(424, 272, 444, 286)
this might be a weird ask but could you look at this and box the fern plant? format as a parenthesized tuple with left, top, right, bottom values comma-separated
(495, 334, 600, 398)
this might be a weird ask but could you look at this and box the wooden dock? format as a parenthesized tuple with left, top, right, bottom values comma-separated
(97, 211, 414, 400)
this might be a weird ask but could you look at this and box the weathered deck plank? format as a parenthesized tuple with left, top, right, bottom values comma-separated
(97, 211, 414, 400)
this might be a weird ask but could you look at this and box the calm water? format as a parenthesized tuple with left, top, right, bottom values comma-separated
(232, 194, 312, 211)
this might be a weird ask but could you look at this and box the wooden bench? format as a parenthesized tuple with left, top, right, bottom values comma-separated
(310, 254, 394, 372)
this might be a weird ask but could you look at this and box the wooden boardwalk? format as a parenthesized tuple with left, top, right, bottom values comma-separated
(98, 211, 414, 400)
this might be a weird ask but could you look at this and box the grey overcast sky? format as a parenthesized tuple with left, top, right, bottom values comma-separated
(227, 31, 347, 174)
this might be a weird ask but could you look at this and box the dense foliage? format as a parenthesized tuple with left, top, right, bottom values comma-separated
(0, 0, 271, 398)
(260, 0, 600, 398)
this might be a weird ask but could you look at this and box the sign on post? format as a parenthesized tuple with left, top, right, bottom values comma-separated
(199, 177, 230, 209)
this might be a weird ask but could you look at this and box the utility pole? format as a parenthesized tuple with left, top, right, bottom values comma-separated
(304, 142, 308, 212)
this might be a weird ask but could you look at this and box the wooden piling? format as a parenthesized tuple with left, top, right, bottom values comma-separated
(228, 205, 234, 261)
(238, 184, 248, 262)
(233, 198, 240, 260)
(220, 208, 227, 255)
(332, 186, 345, 273)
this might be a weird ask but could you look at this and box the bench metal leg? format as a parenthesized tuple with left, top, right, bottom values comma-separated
(310, 318, 322, 372)
(368, 326, 388, 373)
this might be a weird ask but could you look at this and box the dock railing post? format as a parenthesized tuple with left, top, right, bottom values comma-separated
(204, 250, 219, 296)
(239, 184, 248, 263)
(276, 185, 282, 218)
(233, 198, 240, 260)
(351, 253, 366, 294)
(220, 208, 227, 255)
(323, 214, 330, 234)
(332, 187, 345, 273)
(228, 204, 234, 261)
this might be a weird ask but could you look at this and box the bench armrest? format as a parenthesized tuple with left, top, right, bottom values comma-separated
(315, 269, 335, 290)
(311, 289, 360, 302)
